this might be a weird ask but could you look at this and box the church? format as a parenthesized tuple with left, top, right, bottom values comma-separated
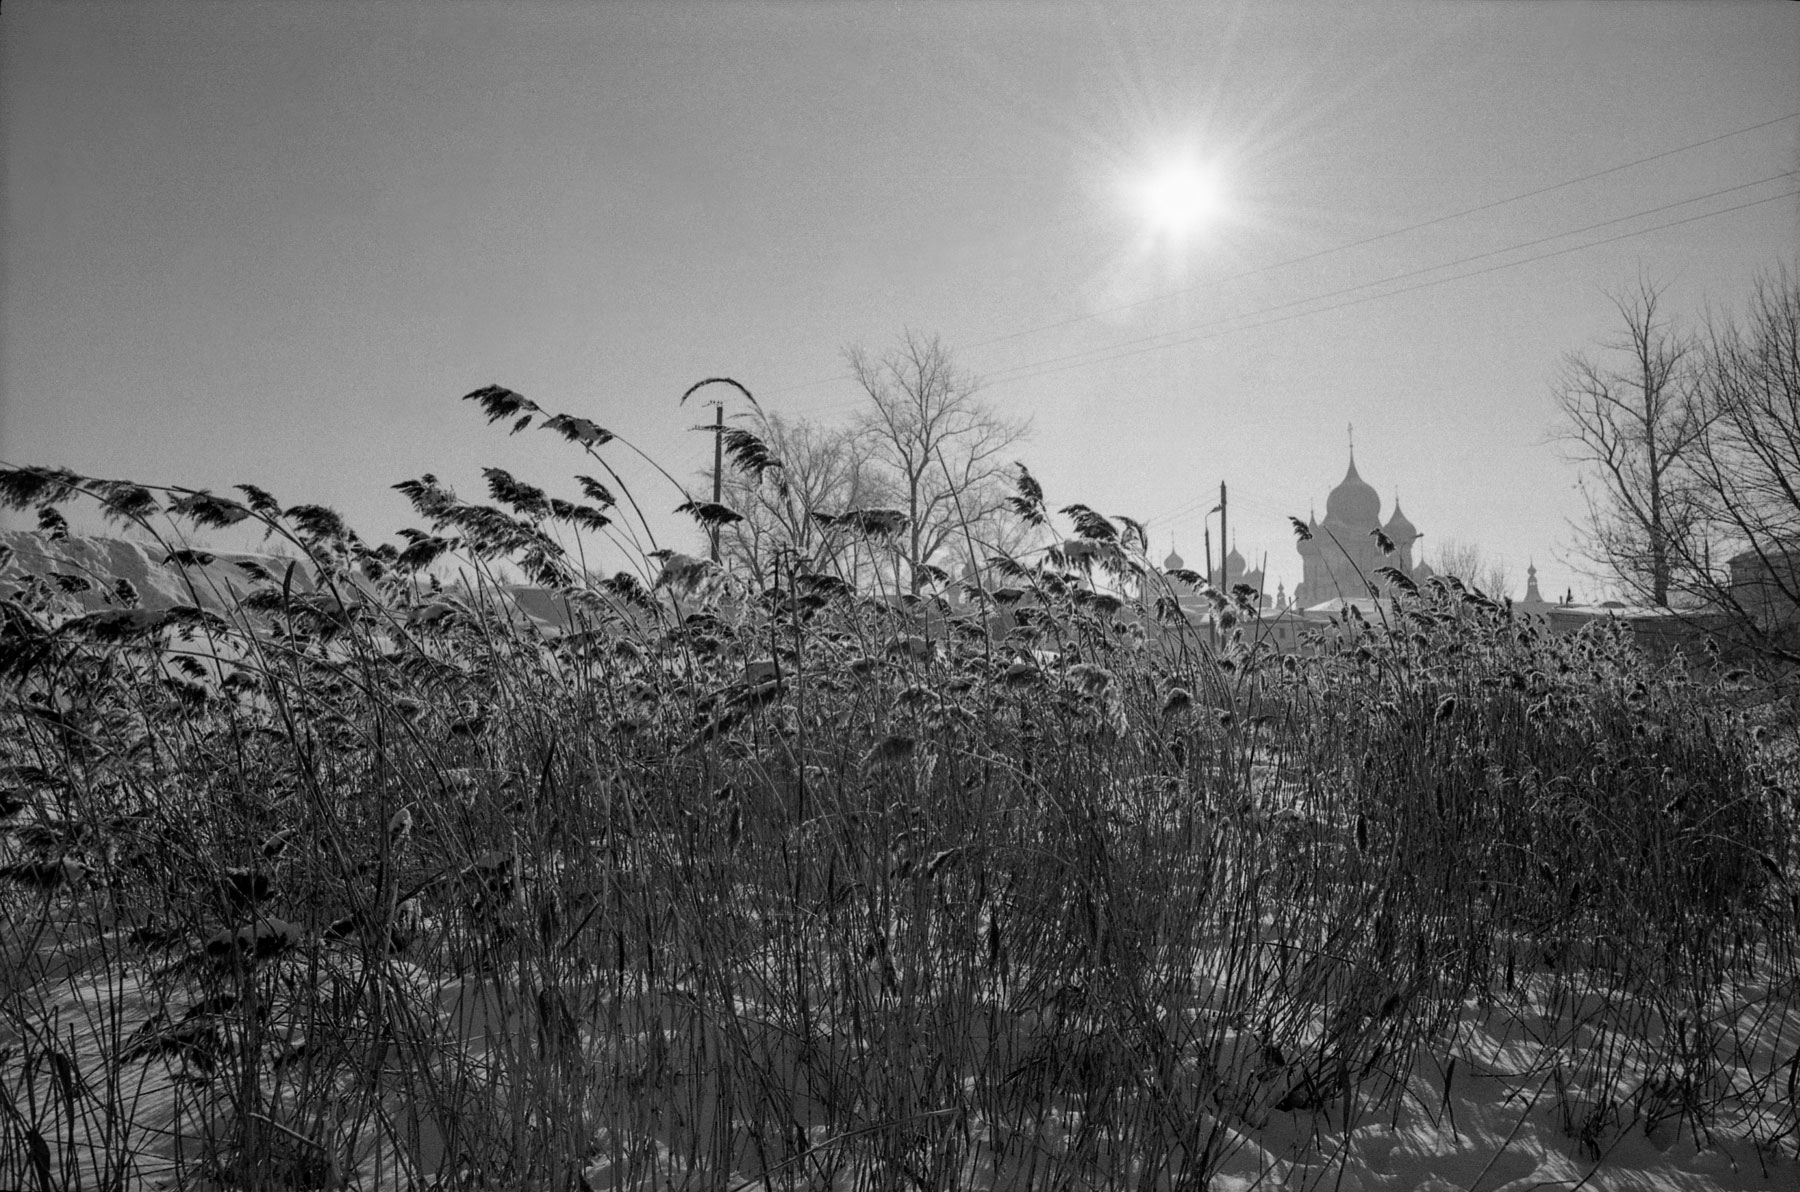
(1149, 449, 1429, 614)
(1290, 450, 1432, 607)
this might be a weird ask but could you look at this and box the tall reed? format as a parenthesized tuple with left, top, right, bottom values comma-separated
(0, 395, 1793, 1190)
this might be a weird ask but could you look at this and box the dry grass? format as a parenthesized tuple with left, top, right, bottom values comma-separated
(0, 402, 1795, 1190)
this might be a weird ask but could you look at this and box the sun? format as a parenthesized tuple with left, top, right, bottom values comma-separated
(1133, 155, 1228, 238)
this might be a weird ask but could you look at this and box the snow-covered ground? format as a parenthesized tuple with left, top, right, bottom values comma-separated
(7, 928, 1793, 1191)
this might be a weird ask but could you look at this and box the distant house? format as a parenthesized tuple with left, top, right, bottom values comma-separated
(0, 529, 587, 636)
(1538, 602, 1728, 657)
(1544, 541, 1800, 660)
(1727, 543, 1800, 631)
(0, 528, 320, 615)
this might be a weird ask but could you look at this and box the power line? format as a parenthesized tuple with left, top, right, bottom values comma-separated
(1146, 489, 1291, 539)
(983, 185, 1798, 390)
(977, 173, 1795, 387)
(957, 111, 1800, 356)
(772, 177, 1794, 425)
(760, 110, 1799, 404)
(1144, 491, 1219, 528)
(1081, 478, 1288, 541)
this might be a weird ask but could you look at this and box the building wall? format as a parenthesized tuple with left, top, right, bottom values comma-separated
(1728, 548, 1800, 629)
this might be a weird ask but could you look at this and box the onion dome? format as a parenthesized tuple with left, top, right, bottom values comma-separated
(1296, 512, 1320, 556)
(1383, 499, 1418, 544)
(1164, 547, 1185, 570)
(1226, 544, 1245, 569)
(1241, 566, 1266, 604)
(1325, 453, 1381, 528)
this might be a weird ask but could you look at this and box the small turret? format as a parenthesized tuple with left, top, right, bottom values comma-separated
(1524, 562, 1545, 605)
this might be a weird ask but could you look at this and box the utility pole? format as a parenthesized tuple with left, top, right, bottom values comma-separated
(709, 403, 724, 563)
(1202, 523, 1215, 649)
(1219, 481, 1228, 587)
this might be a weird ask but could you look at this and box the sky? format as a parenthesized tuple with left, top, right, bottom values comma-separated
(2, 0, 1796, 603)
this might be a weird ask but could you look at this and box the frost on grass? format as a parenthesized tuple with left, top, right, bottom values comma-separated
(2, 453, 1796, 1190)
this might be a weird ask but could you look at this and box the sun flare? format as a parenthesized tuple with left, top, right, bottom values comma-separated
(1133, 155, 1228, 238)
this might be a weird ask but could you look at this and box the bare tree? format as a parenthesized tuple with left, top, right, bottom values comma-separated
(717, 412, 891, 588)
(1432, 539, 1484, 586)
(1481, 556, 1513, 602)
(847, 332, 1030, 593)
(1678, 268, 1800, 663)
(1553, 279, 1709, 606)
(1433, 538, 1512, 600)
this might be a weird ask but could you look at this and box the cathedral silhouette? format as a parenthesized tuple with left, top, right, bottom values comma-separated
(1291, 449, 1431, 607)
